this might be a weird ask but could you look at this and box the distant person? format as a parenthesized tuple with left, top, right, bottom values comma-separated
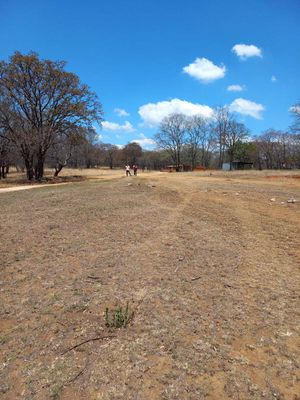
(125, 164, 131, 176)
(133, 164, 138, 176)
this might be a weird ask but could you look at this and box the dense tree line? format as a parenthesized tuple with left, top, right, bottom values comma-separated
(155, 109, 250, 170)
(155, 108, 300, 170)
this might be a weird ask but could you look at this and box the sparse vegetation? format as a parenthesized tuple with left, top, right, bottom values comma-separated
(105, 302, 134, 328)
(50, 384, 63, 400)
(0, 171, 299, 399)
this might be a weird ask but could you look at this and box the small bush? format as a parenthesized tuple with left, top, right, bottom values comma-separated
(50, 384, 63, 400)
(105, 302, 134, 328)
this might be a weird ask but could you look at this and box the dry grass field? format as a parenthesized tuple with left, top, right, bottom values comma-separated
(1, 169, 300, 399)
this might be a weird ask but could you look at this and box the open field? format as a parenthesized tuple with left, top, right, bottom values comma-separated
(0, 168, 124, 189)
(1, 167, 300, 189)
(1, 170, 300, 399)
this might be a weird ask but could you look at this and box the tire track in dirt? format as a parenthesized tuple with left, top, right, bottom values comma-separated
(130, 175, 300, 399)
(1, 174, 299, 399)
(179, 184, 300, 399)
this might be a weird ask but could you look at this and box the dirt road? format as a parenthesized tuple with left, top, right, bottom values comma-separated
(0, 183, 71, 194)
(1, 172, 299, 399)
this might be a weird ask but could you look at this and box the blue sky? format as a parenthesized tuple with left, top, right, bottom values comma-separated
(1, 0, 299, 148)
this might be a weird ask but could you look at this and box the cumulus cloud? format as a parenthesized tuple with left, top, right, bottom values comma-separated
(138, 98, 214, 126)
(289, 105, 300, 114)
(114, 108, 130, 117)
(271, 75, 277, 82)
(183, 57, 226, 83)
(232, 44, 262, 59)
(132, 134, 156, 149)
(227, 84, 245, 92)
(102, 120, 135, 132)
(229, 98, 265, 119)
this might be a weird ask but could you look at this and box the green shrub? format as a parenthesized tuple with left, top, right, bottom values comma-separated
(105, 302, 133, 328)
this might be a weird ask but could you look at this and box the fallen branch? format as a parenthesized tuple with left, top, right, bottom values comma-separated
(224, 283, 236, 289)
(87, 275, 101, 280)
(66, 364, 87, 384)
(61, 334, 116, 355)
(191, 276, 201, 281)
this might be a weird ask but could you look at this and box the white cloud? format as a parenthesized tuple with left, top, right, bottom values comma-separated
(289, 105, 300, 115)
(114, 108, 130, 117)
(132, 134, 156, 149)
(102, 120, 135, 132)
(232, 44, 262, 59)
(183, 57, 226, 83)
(227, 84, 245, 92)
(271, 75, 277, 82)
(138, 98, 214, 127)
(229, 98, 265, 119)
(116, 144, 124, 149)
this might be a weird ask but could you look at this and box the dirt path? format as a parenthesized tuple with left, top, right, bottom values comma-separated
(0, 174, 299, 399)
(0, 183, 71, 193)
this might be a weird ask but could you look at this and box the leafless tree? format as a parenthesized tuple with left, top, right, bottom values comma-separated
(47, 127, 90, 176)
(100, 143, 119, 169)
(255, 129, 300, 169)
(186, 116, 205, 169)
(186, 116, 215, 168)
(227, 121, 250, 169)
(212, 107, 233, 168)
(0, 128, 10, 178)
(155, 113, 186, 170)
(290, 102, 300, 134)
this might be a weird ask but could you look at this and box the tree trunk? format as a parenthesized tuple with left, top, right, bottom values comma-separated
(54, 163, 64, 177)
(176, 149, 181, 171)
(229, 148, 234, 170)
(34, 153, 45, 180)
(190, 146, 197, 170)
(24, 158, 34, 180)
(16, 165, 25, 172)
(1, 165, 6, 178)
(219, 146, 224, 169)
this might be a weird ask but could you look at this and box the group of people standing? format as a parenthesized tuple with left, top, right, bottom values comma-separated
(125, 164, 138, 176)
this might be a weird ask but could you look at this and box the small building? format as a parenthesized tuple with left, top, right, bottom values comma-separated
(222, 162, 254, 171)
(194, 165, 206, 171)
(162, 164, 192, 172)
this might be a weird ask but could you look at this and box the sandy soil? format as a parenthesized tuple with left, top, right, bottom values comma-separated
(0, 168, 124, 189)
(0, 183, 71, 193)
(0, 171, 299, 399)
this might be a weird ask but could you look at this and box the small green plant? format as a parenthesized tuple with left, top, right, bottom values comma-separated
(105, 302, 134, 328)
(50, 383, 63, 400)
(0, 334, 10, 345)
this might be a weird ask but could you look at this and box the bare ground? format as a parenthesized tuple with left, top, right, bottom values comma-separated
(0, 171, 299, 399)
